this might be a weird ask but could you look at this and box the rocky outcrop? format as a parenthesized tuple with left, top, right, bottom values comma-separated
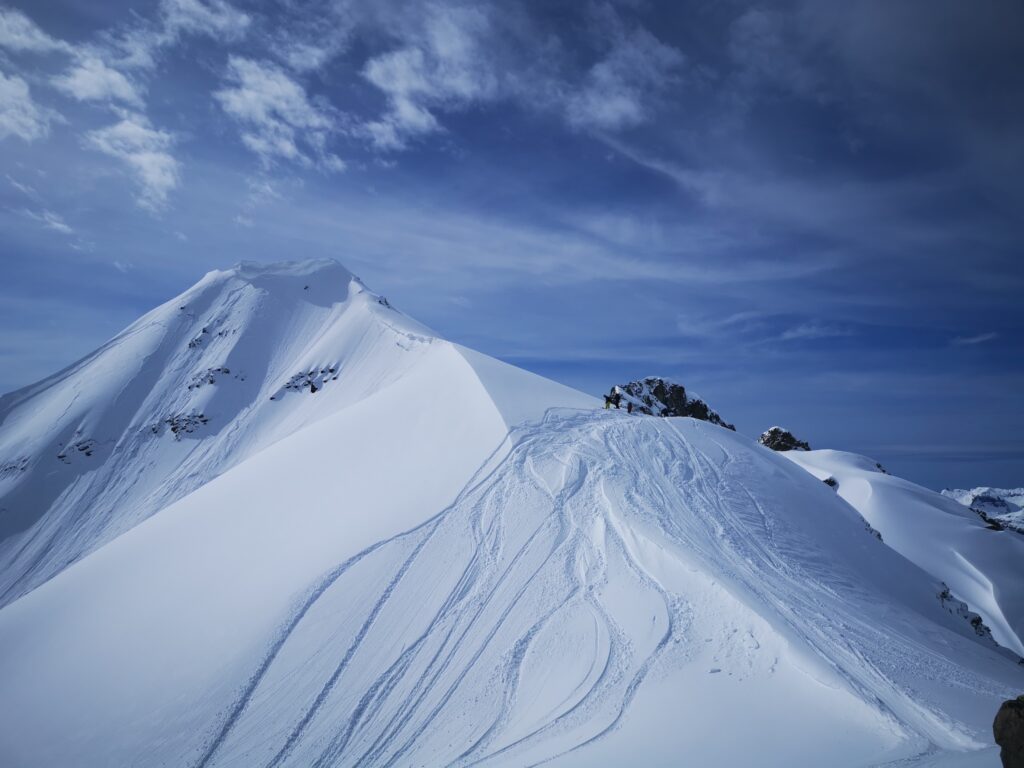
(611, 378, 734, 430)
(149, 413, 210, 441)
(995, 695, 1024, 768)
(937, 584, 997, 646)
(942, 487, 1024, 535)
(758, 426, 810, 452)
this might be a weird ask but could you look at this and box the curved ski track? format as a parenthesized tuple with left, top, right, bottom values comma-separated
(193, 410, 1011, 767)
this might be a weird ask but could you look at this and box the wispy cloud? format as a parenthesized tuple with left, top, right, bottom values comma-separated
(104, 0, 251, 70)
(566, 27, 684, 132)
(951, 331, 998, 346)
(162, 0, 250, 41)
(0, 71, 59, 142)
(214, 57, 344, 170)
(675, 310, 769, 339)
(361, 5, 500, 150)
(0, 0, 250, 210)
(52, 57, 144, 107)
(22, 208, 74, 235)
(85, 114, 180, 210)
(6, 174, 39, 199)
(0, 8, 70, 54)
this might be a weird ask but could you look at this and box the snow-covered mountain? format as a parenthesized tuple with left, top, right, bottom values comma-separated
(0, 260, 1021, 768)
(0, 259, 588, 609)
(943, 487, 1024, 534)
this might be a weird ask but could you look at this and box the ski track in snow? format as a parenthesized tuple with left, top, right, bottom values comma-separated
(191, 409, 1009, 768)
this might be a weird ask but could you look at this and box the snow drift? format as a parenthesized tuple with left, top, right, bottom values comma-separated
(0, 260, 1021, 768)
(783, 449, 1024, 657)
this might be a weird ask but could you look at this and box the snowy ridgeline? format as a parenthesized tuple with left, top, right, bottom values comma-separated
(0, 259, 1022, 768)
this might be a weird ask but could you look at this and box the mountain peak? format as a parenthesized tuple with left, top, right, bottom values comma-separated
(197, 258, 360, 296)
(221, 258, 355, 282)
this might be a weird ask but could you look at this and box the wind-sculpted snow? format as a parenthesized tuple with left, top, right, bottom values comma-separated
(784, 449, 1024, 657)
(4, 411, 1008, 767)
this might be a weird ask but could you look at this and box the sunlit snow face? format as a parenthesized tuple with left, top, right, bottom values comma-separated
(2, 0, 1023, 488)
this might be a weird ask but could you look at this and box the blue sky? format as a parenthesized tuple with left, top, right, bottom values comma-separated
(1, 0, 1022, 489)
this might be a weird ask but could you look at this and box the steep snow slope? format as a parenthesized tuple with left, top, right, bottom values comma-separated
(0, 411, 1019, 768)
(0, 260, 590, 607)
(783, 449, 1024, 657)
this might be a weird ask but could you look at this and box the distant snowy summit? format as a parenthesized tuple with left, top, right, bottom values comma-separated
(758, 426, 811, 452)
(0, 256, 488, 606)
(609, 376, 735, 429)
(942, 487, 1024, 534)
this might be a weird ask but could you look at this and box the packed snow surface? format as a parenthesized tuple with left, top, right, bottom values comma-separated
(0, 260, 1021, 767)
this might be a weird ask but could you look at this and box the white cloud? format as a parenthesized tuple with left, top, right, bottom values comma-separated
(566, 28, 684, 132)
(101, 0, 250, 71)
(951, 331, 998, 347)
(271, 1, 356, 74)
(214, 57, 343, 170)
(161, 0, 250, 41)
(0, 8, 69, 54)
(361, 5, 499, 150)
(282, 40, 343, 73)
(52, 57, 144, 107)
(23, 208, 74, 234)
(0, 71, 58, 142)
(357, 6, 685, 148)
(86, 114, 180, 210)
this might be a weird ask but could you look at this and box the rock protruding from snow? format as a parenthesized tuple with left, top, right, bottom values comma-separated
(611, 377, 735, 430)
(995, 695, 1024, 768)
(943, 487, 1024, 535)
(938, 583, 998, 648)
(759, 426, 811, 452)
